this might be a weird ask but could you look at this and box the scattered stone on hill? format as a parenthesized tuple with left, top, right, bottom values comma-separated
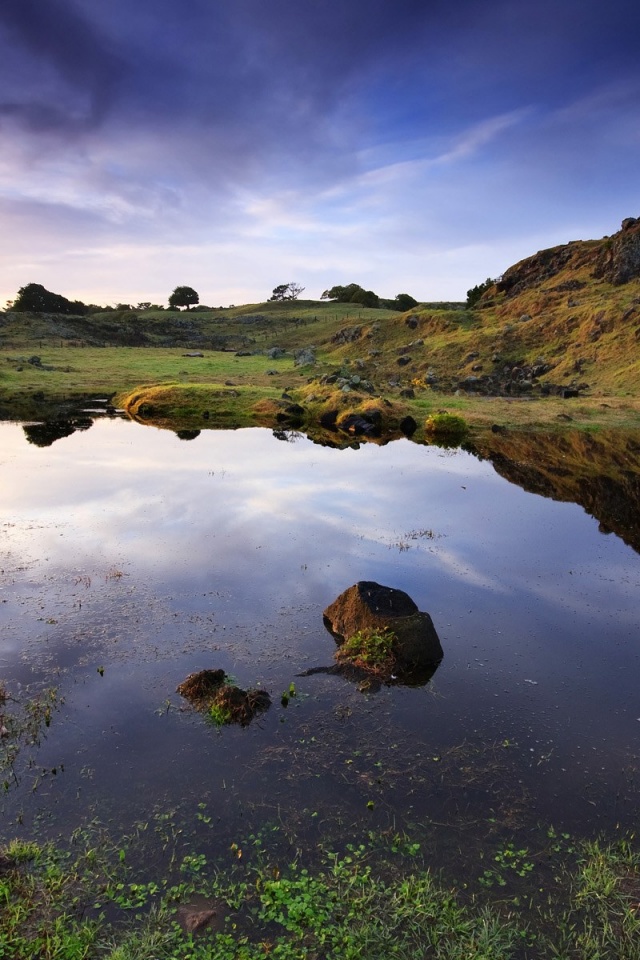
(397, 356, 412, 366)
(549, 279, 586, 292)
(323, 581, 443, 676)
(405, 315, 419, 329)
(332, 325, 362, 344)
(266, 346, 286, 359)
(183, 351, 204, 357)
(294, 347, 316, 366)
(338, 411, 382, 436)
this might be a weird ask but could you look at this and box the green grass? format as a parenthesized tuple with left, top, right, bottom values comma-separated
(336, 629, 397, 677)
(2, 823, 640, 959)
(3, 285, 640, 430)
(0, 686, 61, 793)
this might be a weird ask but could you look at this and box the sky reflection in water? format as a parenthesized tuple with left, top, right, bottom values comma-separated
(0, 418, 639, 844)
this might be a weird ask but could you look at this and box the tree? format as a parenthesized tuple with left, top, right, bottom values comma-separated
(320, 283, 379, 307)
(169, 285, 199, 310)
(466, 278, 494, 308)
(349, 287, 379, 308)
(268, 282, 305, 301)
(394, 293, 418, 311)
(13, 283, 86, 315)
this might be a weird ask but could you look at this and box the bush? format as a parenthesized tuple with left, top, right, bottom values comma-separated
(424, 413, 468, 437)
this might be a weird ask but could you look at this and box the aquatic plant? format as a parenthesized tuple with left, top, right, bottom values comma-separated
(335, 628, 397, 677)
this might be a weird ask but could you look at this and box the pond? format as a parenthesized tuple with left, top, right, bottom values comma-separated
(1, 415, 639, 878)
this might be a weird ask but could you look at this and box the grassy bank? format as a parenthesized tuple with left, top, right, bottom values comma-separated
(1, 273, 639, 431)
(2, 338, 640, 432)
(2, 819, 639, 959)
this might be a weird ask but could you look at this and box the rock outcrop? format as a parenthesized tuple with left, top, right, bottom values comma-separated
(323, 581, 443, 672)
(493, 218, 640, 300)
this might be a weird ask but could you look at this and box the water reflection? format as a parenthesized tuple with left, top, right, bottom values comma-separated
(0, 419, 639, 848)
(467, 428, 640, 554)
(23, 417, 94, 447)
(14, 415, 640, 559)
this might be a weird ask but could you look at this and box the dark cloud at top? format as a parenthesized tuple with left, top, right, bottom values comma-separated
(1, 0, 640, 203)
(2, 0, 640, 145)
(0, 0, 127, 130)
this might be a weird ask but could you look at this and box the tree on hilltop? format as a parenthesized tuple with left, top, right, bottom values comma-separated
(169, 285, 199, 310)
(269, 282, 305, 301)
(320, 283, 379, 307)
(394, 293, 418, 311)
(13, 282, 87, 315)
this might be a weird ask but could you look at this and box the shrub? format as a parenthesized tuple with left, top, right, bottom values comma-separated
(424, 413, 468, 437)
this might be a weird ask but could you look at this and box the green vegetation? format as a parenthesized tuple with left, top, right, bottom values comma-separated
(424, 412, 468, 437)
(466, 277, 495, 308)
(1, 822, 639, 959)
(268, 282, 305, 301)
(3, 233, 640, 431)
(11, 282, 92, 316)
(0, 685, 61, 792)
(321, 282, 381, 307)
(168, 286, 199, 310)
(335, 628, 397, 677)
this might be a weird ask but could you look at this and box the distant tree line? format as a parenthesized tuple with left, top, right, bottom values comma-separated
(321, 283, 418, 311)
(8, 280, 420, 316)
(10, 283, 98, 315)
(7, 282, 202, 314)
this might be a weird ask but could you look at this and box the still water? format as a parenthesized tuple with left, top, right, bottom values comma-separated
(1, 417, 639, 864)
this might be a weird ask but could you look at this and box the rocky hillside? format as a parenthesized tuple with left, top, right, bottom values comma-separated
(1, 220, 639, 401)
(470, 217, 640, 394)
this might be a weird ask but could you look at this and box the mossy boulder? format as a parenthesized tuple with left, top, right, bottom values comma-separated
(177, 669, 271, 726)
(323, 582, 443, 674)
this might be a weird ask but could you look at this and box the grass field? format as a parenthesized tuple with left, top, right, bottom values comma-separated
(1, 282, 640, 431)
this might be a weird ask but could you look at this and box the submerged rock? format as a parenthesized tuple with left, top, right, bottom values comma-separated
(177, 669, 271, 725)
(177, 669, 226, 701)
(323, 581, 443, 674)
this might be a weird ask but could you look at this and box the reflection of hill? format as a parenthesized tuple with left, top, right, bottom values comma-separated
(23, 417, 94, 447)
(467, 429, 640, 554)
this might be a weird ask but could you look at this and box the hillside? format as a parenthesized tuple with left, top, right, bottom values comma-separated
(320, 218, 640, 398)
(1, 219, 640, 425)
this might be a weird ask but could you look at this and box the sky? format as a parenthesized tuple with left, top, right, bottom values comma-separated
(1, 0, 639, 308)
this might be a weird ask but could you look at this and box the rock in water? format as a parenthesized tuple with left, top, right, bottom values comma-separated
(323, 581, 443, 670)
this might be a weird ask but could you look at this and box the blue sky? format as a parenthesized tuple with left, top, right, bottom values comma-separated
(1, 0, 638, 307)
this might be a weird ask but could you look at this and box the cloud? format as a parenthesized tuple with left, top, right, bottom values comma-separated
(1, 0, 640, 304)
